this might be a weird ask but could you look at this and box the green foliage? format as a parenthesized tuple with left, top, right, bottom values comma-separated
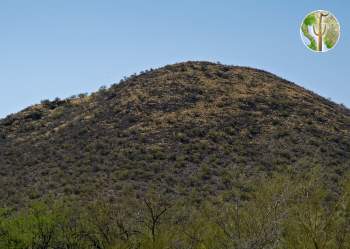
(325, 38, 334, 49)
(1, 171, 350, 248)
(308, 39, 317, 50)
(301, 22, 316, 51)
(304, 13, 316, 25)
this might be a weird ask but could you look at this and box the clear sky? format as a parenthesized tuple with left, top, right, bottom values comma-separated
(0, 0, 349, 118)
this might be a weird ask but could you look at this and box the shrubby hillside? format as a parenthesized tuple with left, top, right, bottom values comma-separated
(1, 61, 350, 207)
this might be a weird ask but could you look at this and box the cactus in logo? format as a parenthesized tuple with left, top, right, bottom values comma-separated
(312, 11, 328, 51)
(300, 10, 340, 52)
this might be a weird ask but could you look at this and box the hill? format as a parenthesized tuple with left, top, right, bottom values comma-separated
(1, 61, 350, 206)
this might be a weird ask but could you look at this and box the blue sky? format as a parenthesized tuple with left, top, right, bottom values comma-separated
(0, 0, 349, 118)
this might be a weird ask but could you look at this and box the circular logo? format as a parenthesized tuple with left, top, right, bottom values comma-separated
(300, 10, 340, 52)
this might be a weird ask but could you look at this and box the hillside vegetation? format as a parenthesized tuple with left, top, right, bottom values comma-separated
(1, 61, 350, 207)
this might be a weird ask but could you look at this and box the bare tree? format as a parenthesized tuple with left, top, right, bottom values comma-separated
(136, 193, 172, 248)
